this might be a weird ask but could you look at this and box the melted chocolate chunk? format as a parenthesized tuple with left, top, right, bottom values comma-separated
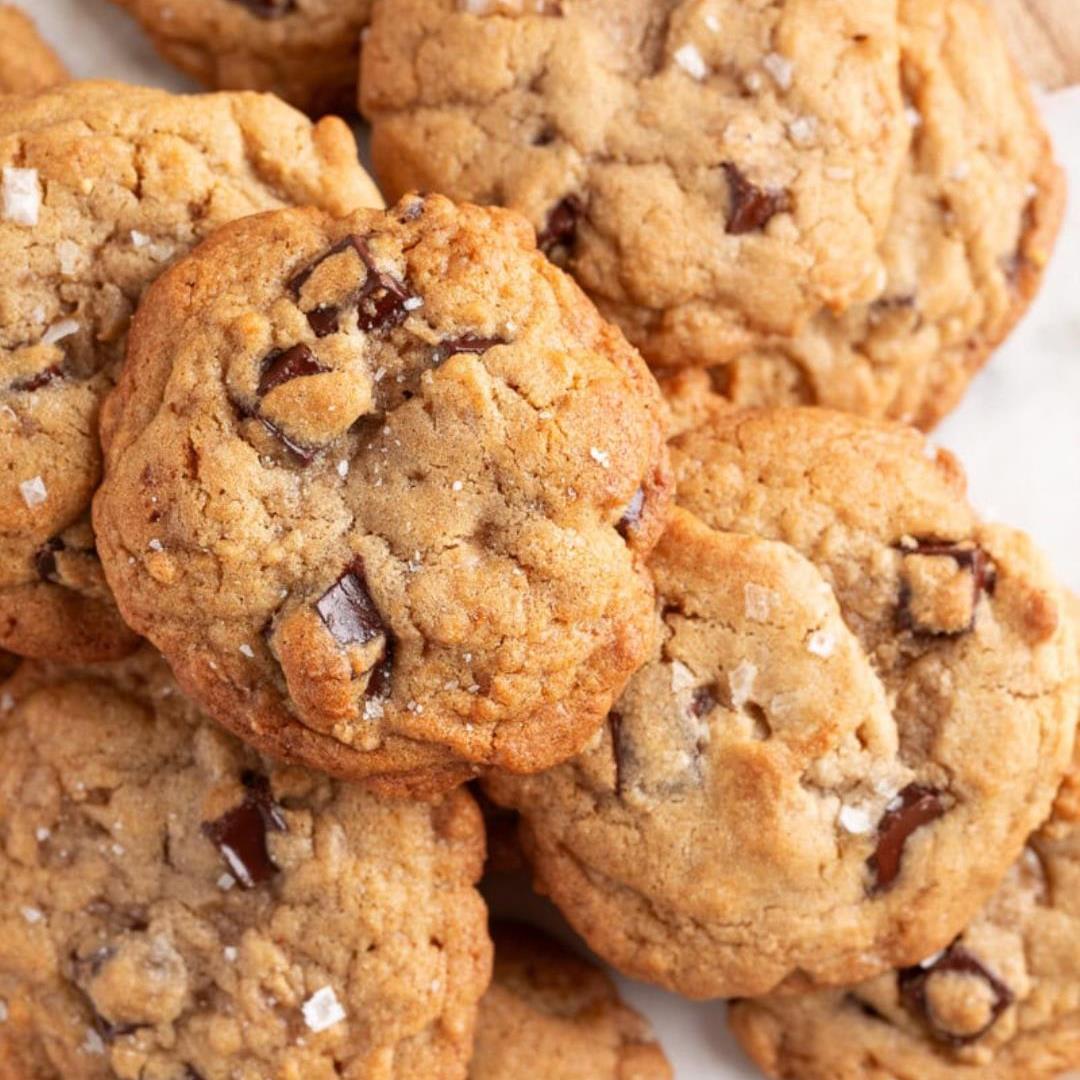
(257, 416, 318, 465)
(12, 364, 63, 392)
(229, 0, 296, 20)
(896, 538, 996, 636)
(354, 238, 417, 333)
(431, 334, 507, 367)
(616, 488, 646, 540)
(722, 162, 792, 234)
(867, 784, 946, 893)
(201, 771, 286, 889)
(898, 943, 1014, 1045)
(609, 711, 631, 797)
(316, 560, 386, 647)
(688, 685, 718, 718)
(306, 306, 341, 338)
(538, 195, 584, 260)
(34, 536, 64, 581)
(257, 344, 327, 397)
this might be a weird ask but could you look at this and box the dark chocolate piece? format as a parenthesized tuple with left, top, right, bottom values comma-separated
(616, 488, 646, 540)
(722, 162, 792, 234)
(538, 195, 584, 260)
(868, 783, 946, 893)
(316, 560, 386, 647)
(201, 771, 286, 889)
(257, 344, 327, 396)
(431, 333, 506, 367)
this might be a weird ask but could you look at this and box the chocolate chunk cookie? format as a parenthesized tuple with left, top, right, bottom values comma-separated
(109, 0, 372, 114)
(0, 650, 491, 1080)
(93, 194, 671, 795)
(728, 751, 1080, 1079)
(485, 409, 1078, 998)
(0, 6, 67, 94)
(0, 81, 381, 663)
(470, 923, 671, 1080)
(361, 0, 1062, 429)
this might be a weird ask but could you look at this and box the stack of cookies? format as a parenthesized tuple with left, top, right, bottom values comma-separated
(1, 2, 1077, 1077)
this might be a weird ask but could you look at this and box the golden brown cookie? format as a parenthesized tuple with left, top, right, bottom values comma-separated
(0, 81, 381, 663)
(109, 0, 371, 114)
(486, 410, 1078, 998)
(0, 6, 67, 94)
(471, 923, 671, 1080)
(0, 651, 492, 1079)
(93, 194, 671, 795)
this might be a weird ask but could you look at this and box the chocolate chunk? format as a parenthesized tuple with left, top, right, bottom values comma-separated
(867, 784, 946, 893)
(306, 306, 341, 338)
(92, 1014, 144, 1042)
(257, 344, 327, 397)
(288, 236, 362, 297)
(609, 711, 632, 797)
(316, 560, 386, 647)
(229, 0, 296, 20)
(616, 488, 646, 540)
(898, 943, 1014, 1045)
(722, 162, 792, 234)
(538, 195, 584, 261)
(12, 364, 63, 392)
(257, 416, 318, 465)
(688, 685, 718, 718)
(431, 333, 507, 366)
(896, 538, 996, 636)
(353, 237, 417, 333)
(34, 536, 64, 581)
(201, 771, 286, 889)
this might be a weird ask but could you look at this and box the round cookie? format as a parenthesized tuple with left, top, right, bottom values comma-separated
(109, 0, 371, 115)
(0, 6, 67, 94)
(485, 409, 1078, 998)
(0, 650, 492, 1080)
(728, 755, 1080, 1079)
(361, 0, 1062, 430)
(470, 923, 671, 1080)
(0, 80, 381, 663)
(361, 0, 908, 369)
(92, 194, 671, 795)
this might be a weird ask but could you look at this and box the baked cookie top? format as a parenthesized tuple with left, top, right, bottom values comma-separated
(728, 743, 1080, 1079)
(470, 923, 671, 1080)
(0, 80, 380, 664)
(109, 0, 372, 114)
(93, 194, 671, 795)
(363, 0, 907, 366)
(0, 6, 67, 95)
(0, 651, 491, 1080)
(486, 409, 1078, 998)
(361, 0, 1061, 429)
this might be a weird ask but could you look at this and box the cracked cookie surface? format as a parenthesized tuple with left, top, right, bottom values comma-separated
(0, 650, 491, 1080)
(728, 732, 1080, 1079)
(361, 0, 1061, 429)
(0, 6, 67, 94)
(485, 409, 1078, 998)
(0, 81, 380, 663)
(93, 193, 671, 795)
(108, 0, 372, 115)
(470, 923, 671, 1080)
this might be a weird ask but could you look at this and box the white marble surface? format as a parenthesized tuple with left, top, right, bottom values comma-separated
(23, 2, 1080, 1076)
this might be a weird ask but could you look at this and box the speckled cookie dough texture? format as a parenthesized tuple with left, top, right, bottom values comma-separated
(0, 651, 492, 1080)
(360, 0, 1063, 430)
(108, 0, 373, 115)
(469, 923, 671, 1080)
(728, 745, 1080, 1080)
(0, 6, 67, 94)
(0, 81, 382, 664)
(93, 194, 671, 795)
(485, 409, 1078, 998)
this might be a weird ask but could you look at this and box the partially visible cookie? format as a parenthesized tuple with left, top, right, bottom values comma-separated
(0, 81, 381, 663)
(728, 752, 1080, 1079)
(93, 194, 671, 794)
(471, 923, 671, 1080)
(361, 0, 1062, 429)
(0, 650, 491, 1079)
(486, 410, 1078, 998)
(0, 6, 67, 94)
(109, 0, 371, 114)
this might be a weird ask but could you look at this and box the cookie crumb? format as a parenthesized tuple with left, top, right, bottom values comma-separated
(19, 476, 48, 508)
(2, 166, 40, 225)
(302, 986, 346, 1032)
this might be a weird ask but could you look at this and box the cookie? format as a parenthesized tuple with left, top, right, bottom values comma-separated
(727, 750, 1080, 1079)
(0, 81, 381, 663)
(360, 0, 1062, 429)
(109, 0, 371, 115)
(92, 193, 671, 795)
(485, 409, 1078, 998)
(470, 923, 671, 1080)
(0, 6, 67, 94)
(0, 650, 491, 1080)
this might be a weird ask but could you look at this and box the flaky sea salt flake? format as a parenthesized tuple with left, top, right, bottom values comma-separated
(2, 167, 40, 225)
(302, 986, 346, 1032)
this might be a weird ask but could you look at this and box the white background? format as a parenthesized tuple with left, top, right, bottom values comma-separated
(25, 2, 1080, 1075)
